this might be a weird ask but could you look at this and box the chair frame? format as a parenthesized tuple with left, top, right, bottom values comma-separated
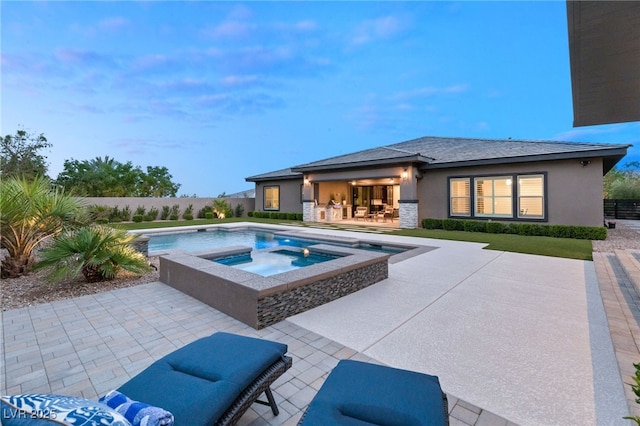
(217, 355, 293, 425)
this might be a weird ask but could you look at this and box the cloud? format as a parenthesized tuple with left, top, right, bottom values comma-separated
(130, 54, 179, 74)
(221, 75, 260, 87)
(196, 92, 285, 115)
(294, 20, 318, 32)
(552, 124, 636, 142)
(350, 15, 405, 46)
(392, 84, 469, 101)
(205, 20, 253, 39)
(99, 17, 130, 31)
(54, 48, 117, 69)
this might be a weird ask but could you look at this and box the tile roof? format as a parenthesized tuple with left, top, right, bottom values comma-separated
(246, 136, 631, 180)
(245, 167, 301, 182)
(292, 136, 630, 170)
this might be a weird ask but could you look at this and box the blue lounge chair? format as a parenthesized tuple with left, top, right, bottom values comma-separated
(298, 359, 449, 425)
(117, 332, 292, 426)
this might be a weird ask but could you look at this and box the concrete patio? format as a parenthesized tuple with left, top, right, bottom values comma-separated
(1, 224, 634, 425)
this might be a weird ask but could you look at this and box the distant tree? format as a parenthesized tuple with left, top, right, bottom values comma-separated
(138, 166, 181, 197)
(0, 128, 52, 180)
(604, 161, 640, 199)
(55, 156, 180, 197)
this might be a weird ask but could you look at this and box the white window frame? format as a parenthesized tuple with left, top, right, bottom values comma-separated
(474, 176, 513, 218)
(450, 178, 471, 217)
(517, 175, 545, 219)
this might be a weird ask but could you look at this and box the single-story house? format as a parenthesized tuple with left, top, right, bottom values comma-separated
(246, 136, 631, 228)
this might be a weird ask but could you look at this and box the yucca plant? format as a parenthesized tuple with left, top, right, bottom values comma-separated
(34, 225, 150, 283)
(0, 176, 87, 278)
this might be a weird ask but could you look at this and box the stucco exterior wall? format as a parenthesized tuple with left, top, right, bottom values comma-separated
(255, 180, 303, 213)
(82, 197, 255, 217)
(417, 158, 605, 226)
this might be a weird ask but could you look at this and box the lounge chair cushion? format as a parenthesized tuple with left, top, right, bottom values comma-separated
(117, 332, 288, 426)
(0, 394, 131, 425)
(299, 360, 447, 426)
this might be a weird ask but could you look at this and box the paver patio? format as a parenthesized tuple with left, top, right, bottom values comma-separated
(1, 225, 634, 425)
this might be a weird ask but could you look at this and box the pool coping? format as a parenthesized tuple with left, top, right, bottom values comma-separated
(133, 223, 429, 263)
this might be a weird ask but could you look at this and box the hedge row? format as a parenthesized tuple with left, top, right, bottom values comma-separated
(421, 218, 607, 240)
(248, 211, 303, 221)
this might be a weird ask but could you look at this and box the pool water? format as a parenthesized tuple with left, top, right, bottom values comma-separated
(215, 249, 339, 276)
(147, 229, 405, 255)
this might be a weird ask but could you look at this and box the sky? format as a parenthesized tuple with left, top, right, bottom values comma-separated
(2, 1, 638, 197)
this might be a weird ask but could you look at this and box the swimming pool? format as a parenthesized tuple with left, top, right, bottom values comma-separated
(214, 249, 340, 276)
(147, 228, 406, 256)
(142, 225, 432, 329)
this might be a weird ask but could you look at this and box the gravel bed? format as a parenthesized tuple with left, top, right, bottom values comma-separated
(592, 220, 640, 252)
(1, 256, 160, 312)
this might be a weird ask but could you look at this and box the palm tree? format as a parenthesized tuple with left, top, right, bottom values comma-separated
(0, 176, 86, 278)
(34, 225, 151, 283)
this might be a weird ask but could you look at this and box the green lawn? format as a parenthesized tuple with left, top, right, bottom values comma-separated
(115, 218, 594, 261)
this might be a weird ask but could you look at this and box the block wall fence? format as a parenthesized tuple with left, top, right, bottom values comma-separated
(82, 197, 256, 217)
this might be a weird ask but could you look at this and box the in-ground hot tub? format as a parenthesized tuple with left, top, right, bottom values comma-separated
(159, 244, 390, 329)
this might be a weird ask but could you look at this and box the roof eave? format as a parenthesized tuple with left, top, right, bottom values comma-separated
(245, 173, 302, 183)
(421, 146, 631, 170)
(292, 154, 431, 173)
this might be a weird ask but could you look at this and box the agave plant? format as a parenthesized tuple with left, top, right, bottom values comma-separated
(0, 176, 87, 278)
(34, 225, 151, 283)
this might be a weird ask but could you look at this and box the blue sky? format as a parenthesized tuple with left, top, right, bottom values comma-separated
(2, 1, 638, 197)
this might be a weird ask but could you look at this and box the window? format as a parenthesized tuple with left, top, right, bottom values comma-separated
(518, 175, 544, 218)
(475, 177, 513, 217)
(450, 178, 471, 216)
(264, 186, 280, 210)
(448, 173, 546, 220)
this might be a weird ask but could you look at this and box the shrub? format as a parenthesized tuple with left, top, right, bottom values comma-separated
(248, 211, 254, 217)
(624, 363, 640, 424)
(486, 221, 507, 234)
(87, 204, 111, 223)
(506, 223, 521, 234)
(120, 205, 132, 222)
(269, 212, 279, 219)
(205, 212, 214, 219)
(109, 206, 121, 222)
(296, 213, 303, 220)
(170, 204, 180, 219)
(34, 225, 150, 283)
(109, 217, 122, 223)
(463, 220, 486, 233)
(213, 199, 232, 218)
(422, 218, 443, 229)
(443, 219, 464, 231)
(197, 206, 209, 219)
(132, 215, 144, 223)
(160, 205, 170, 220)
(135, 205, 146, 216)
(420, 217, 607, 240)
(287, 213, 297, 220)
(234, 204, 245, 218)
(278, 212, 288, 219)
(182, 204, 194, 221)
(147, 207, 159, 221)
(96, 218, 109, 224)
